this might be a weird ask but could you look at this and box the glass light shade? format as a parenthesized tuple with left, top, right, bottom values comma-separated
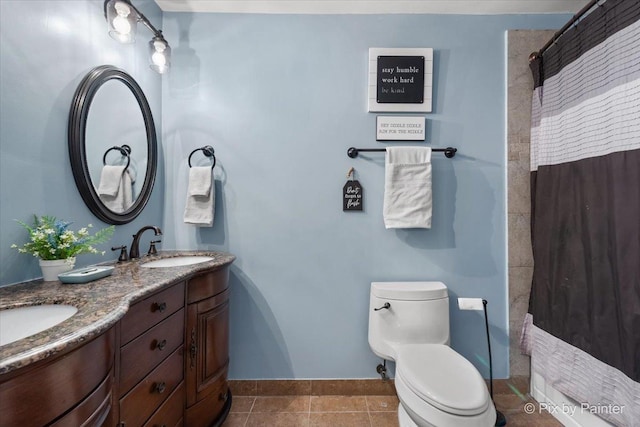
(106, 0, 137, 44)
(149, 37, 171, 74)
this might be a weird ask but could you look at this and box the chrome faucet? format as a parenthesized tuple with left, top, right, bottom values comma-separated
(130, 225, 162, 260)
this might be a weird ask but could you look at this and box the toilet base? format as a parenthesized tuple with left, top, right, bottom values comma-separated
(399, 403, 427, 427)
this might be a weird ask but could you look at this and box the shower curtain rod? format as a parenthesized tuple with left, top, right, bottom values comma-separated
(535, 0, 600, 58)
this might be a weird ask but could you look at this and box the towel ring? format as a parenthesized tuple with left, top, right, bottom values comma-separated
(103, 144, 131, 170)
(188, 145, 216, 169)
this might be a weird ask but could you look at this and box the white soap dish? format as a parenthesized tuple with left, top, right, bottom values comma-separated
(58, 266, 115, 284)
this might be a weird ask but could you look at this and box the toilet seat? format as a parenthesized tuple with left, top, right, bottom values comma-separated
(396, 344, 490, 416)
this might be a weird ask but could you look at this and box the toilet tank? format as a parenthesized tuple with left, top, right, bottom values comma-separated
(368, 282, 450, 361)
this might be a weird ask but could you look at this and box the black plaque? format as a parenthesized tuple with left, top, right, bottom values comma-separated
(343, 180, 363, 211)
(377, 56, 424, 104)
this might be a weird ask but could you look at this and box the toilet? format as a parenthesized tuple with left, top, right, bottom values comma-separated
(368, 281, 496, 427)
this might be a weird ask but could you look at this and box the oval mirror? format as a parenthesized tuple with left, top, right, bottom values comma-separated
(68, 65, 157, 224)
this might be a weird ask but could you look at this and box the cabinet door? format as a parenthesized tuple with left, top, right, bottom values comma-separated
(186, 289, 229, 408)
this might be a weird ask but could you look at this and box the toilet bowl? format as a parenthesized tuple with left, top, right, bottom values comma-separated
(368, 282, 496, 427)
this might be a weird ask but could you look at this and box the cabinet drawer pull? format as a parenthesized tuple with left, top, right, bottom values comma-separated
(154, 302, 167, 313)
(155, 339, 167, 351)
(154, 381, 166, 394)
(219, 391, 229, 401)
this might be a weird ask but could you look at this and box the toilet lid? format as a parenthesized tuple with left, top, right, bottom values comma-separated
(396, 344, 490, 416)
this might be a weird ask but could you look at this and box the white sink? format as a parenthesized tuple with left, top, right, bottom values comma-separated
(141, 256, 214, 268)
(0, 305, 78, 347)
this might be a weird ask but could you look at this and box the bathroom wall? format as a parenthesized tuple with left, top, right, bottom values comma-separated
(0, 0, 164, 286)
(160, 13, 569, 379)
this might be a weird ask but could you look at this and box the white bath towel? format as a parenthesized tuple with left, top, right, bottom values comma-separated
(97, 165, 125, 197)
(187, 166, 212, 197)
(383, 147, 432, 229)
(99, 167, 133, 213)
(184, 166, 214, 226)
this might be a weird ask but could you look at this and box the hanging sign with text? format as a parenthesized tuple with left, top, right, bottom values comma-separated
(377, 56, 425, 104)
(343, 180, 363, 211)
(376, 116, 425, 141)
(368, 48, 433, 113)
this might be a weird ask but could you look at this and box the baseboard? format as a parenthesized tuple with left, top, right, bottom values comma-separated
(228, 379, 396, 396)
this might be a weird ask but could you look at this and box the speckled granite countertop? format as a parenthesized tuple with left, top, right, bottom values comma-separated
(0, 251, 235, 375)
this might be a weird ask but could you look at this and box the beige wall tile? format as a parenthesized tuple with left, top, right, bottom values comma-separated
(257, 379, 312, 396)
(229, 380, 257, 396)
(507, 30, 555, 380)
(311, 379, 396, 396)
(508, 213, 533, 267)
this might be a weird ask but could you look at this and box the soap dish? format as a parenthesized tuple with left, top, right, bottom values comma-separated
(58, 266, 115, 284)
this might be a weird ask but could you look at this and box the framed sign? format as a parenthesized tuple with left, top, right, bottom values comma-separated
(376, 116, 425, 141)
(368, 48, 433, 113)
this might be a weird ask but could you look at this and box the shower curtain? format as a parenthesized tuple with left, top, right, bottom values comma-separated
(522, 0, 640, 425)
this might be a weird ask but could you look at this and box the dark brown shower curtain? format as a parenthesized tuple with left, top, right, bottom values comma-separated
(528, 0, 640, 383)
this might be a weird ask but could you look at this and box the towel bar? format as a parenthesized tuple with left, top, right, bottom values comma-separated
(347, 147, 457, 159)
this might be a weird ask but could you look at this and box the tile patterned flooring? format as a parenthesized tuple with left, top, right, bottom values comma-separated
(222, 378, 563, 427)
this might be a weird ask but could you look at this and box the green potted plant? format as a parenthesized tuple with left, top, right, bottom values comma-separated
(12, 215, 115, 281)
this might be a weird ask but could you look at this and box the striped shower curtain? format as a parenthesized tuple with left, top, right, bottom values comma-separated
(522, 0, 640, 425)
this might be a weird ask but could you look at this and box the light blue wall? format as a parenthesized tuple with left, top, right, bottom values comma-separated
(161, 13, 568, 379)
(0, 0, 164, 286)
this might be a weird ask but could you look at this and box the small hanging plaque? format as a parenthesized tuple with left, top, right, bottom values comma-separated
(343, 180, 363, 211)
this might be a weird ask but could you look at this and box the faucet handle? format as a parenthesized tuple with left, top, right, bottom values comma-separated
(111, 245, 129, 262)
(148, 240, 161, 256)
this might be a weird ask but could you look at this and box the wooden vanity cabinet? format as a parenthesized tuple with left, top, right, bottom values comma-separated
(116, 282, 185, 427)
(0, 262, 231, 427)
(185, 266, 231, 427)
(0, 327, 116, 427)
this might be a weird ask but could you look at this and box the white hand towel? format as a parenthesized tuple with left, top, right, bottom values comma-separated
(97, 165, 125, 197)
(184, 166, 215, 226)
(99, 168, 133, 213)
(383, 147, 432, 229)
(187, 166, 212, 197)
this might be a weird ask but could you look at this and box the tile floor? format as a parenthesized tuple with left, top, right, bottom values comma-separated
(222, 378, 563, 426)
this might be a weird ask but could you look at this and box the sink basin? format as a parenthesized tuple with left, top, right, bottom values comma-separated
(141, 256, 214, 268)
(0, 305, 78, 347)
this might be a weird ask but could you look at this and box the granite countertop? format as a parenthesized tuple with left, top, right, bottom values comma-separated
(0, 251, 235, 375)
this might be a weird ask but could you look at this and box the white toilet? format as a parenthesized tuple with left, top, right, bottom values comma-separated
(368, 281, 496, 427)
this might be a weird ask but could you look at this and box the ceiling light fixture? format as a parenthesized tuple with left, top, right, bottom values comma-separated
(104, 0, 171, 74)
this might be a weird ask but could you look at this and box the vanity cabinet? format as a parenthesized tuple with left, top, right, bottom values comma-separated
(0, 327, 115, 427)
(185, 267, 231, 427)
(0, 258, 233, 427)
(117, 282, 185, 427)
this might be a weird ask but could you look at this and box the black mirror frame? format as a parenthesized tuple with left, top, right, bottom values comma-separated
(68, 65, 157, 225)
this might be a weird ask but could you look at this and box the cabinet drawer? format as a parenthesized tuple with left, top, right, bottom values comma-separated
(0, 328, 114, 427)
(120, 347, 184, 427)
(50, 368, 113, 427)
(187, 267, 228, 304)
(121, 282, 185, 345)
(120, 309, 184, 394)
(185, 375, 228, 427)
(143, 382, 184, 427)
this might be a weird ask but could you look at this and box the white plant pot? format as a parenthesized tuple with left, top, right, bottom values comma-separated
(39, 258, 76, 282)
